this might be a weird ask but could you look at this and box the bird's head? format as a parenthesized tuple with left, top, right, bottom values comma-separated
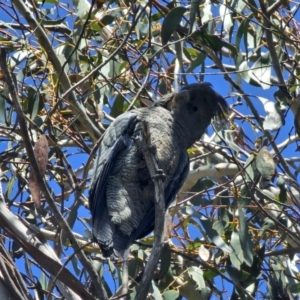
(163, 83, 229, 147)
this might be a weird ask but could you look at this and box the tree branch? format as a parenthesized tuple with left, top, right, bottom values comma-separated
(134, 121, 166, 300)
(258, 0, 292, 104)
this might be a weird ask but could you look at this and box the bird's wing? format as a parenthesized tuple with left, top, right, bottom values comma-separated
(89, 112, 138, 251)
(164, 152, 189, 206)
(132, 151, 190, 241)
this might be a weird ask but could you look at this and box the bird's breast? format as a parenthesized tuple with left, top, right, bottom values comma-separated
(105, 107, 183, 236)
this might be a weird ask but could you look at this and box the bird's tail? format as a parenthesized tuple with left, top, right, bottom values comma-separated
(93, 207, 132, 258)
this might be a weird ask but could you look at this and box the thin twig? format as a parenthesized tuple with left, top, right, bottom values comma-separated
(258, 0, 291, 103)
(196, 39, 295, 180)
(60, 5, 148, 104)
(0, 49, 108, 300)
(11, 0, 101, 141)
(120, 249, 130, 300)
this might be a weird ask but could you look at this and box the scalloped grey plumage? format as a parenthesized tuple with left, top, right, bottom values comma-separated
(89, 83, 228, 257)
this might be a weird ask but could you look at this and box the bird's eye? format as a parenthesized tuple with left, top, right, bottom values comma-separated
(192, 106, 198, 112)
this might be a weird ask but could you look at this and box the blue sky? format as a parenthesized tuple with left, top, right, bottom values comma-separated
(1, 0, 300, 298)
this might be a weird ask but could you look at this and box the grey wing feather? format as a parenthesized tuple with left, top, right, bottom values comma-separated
(164, 153, 189, 206)
(89, 111, 138, 255)
(132, 151, 189, 241)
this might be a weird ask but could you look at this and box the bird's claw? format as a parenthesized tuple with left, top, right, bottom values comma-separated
(151, 169, 165, 180)
(148, 144, 156, 154)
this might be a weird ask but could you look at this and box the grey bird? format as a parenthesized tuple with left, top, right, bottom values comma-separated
(89, 83, 228, 258)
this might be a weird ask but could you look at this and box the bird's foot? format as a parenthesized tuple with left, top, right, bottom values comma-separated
(151, 169, 165, 180)
(148, 143, 156, 154)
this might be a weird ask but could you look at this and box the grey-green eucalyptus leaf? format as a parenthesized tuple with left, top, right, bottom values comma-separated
(238, 205, 253, 266)
(161, 7, 187, 45)
(229, 228, 244, 269)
